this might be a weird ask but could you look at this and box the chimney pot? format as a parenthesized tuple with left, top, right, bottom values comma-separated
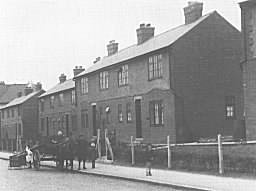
(184, 1, 203, 24)
(140, 23, 145, 28)
(136, 23, 155, 45)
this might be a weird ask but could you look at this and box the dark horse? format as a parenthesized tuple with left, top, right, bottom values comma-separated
(36, 136, 75, 170)
(75, 136, 89, 170)
(57, 137, 76, 170)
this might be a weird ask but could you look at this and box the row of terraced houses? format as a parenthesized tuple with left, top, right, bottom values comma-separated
(1, 1, 255, 151)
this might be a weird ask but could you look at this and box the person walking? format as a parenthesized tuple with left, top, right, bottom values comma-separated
(145, 144, 153, 176)
(77, 135, 88, 170)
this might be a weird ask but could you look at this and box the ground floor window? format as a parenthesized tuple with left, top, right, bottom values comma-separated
(118, 104, 123, 122)
(225, 96, 235, 119)
(149, 100, 164, 126)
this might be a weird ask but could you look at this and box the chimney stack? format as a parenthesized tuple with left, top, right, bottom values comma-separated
(59, 74, 67, 84)
(24, 86, 33, 96)
(35, 82, 42, 91)
(184, 1, 203, 24)
(107, 40, 118, 56)
(17, 92, 22, 97)
(136, 23, 155, 45)
(73, 66, 85, 76)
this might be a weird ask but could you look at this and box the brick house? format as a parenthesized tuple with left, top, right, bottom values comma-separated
(38, 69, 84, 138)
(0, 84, 44, 151)
(240, 0, 256, 140)
(74, 2, 243, 144)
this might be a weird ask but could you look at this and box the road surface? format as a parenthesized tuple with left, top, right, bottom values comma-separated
(0, 160, 185, 191)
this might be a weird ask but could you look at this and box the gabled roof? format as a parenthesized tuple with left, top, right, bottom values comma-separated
(0, 84, 27, 104)
(39, 79, 74, 98)
(0, 90, 43, 110)
(75, 11, 215, 78)
(239, 0, 256, 6)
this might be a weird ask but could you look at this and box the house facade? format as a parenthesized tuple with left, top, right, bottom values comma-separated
(38, 69, 84, 138)
(74, 2, 243, 144)
(240, 0, 256, 140)
(0, 84, 44, 151)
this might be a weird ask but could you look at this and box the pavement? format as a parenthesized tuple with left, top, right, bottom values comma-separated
(1, 151, 256, 191)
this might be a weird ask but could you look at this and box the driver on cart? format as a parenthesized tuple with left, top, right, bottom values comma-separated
(51, 130, 64, 144)
(25, 145, 33, 168)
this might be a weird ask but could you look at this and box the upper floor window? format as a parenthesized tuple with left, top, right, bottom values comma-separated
(17, 106, 21, 116)
(99, 71, 109, 90)
(148, 54, 163, 80)
(81, 77, 88, 94)
(40, 99, 44, 112)
(118, 104, 123, 122)
(71, 90, 76, 105)
(118, 65, 128, 86)
(50, 96, 55, 109)
(11, 108, 14, 117)
(149, 100, 164, 126)
(126, 103, 132, 122)
(225, 96, 235, 119)
(58, 93, 64, 106)
(7, 109, 10, 118)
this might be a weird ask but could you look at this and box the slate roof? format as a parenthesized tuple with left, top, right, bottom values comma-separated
(0, 84, 27, 104)
(0, 90, 43, 110)
(75, 11, 215, 78)
(39, 79, 75, 98)
(239, 0, 256, 6)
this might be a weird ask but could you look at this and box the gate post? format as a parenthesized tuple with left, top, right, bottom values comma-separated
(218, 134, 224, 175)
(105, 129, 108, 159)
(167, 135, 172, 169)
(131, 136, 135, 165)
(97, 129, 101, 158)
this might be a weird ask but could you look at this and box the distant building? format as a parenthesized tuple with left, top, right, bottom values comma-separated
(240, 0, 256, 140)
(38, 68, 84, 138)
(0, 82, 27, 106)
(0, 83, 44, 151)
(74, 2, 243, 144)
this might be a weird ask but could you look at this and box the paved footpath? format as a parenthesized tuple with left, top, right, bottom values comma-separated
(0, 151, 256, 191)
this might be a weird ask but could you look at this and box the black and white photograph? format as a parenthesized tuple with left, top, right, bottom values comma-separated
(0, 0, 255, 190)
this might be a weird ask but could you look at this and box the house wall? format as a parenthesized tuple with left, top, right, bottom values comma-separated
(240, 3, 256, 140)
(172, 12, 243, 140)
(39, 88, 77, 137)
(76, 49, 176, 143)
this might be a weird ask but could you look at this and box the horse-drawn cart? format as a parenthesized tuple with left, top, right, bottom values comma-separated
(9, 152, 26, 168)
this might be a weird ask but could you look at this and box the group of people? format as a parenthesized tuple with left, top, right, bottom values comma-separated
(24, 130, 154, 177)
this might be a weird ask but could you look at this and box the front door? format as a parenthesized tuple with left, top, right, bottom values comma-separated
(135, 99, 142, 138)
(46, 117, 49, 136)
(65, 114, 69, 136)
(92, 105, 97, 136)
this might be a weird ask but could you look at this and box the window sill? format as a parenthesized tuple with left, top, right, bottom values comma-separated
(148, 76, 163, 81)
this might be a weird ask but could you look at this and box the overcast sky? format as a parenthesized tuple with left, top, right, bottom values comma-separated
(0, 0, 242, 90)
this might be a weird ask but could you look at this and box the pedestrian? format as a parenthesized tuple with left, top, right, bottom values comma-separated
(77, 135, 88, 170)
(145, 144, 153, 176)
(89, 138, 97, 169)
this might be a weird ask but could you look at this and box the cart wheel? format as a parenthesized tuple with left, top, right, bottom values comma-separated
(33, 150, 40, 170)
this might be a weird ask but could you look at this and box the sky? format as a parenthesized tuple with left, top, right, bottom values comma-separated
(0, 0, 242, 90)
